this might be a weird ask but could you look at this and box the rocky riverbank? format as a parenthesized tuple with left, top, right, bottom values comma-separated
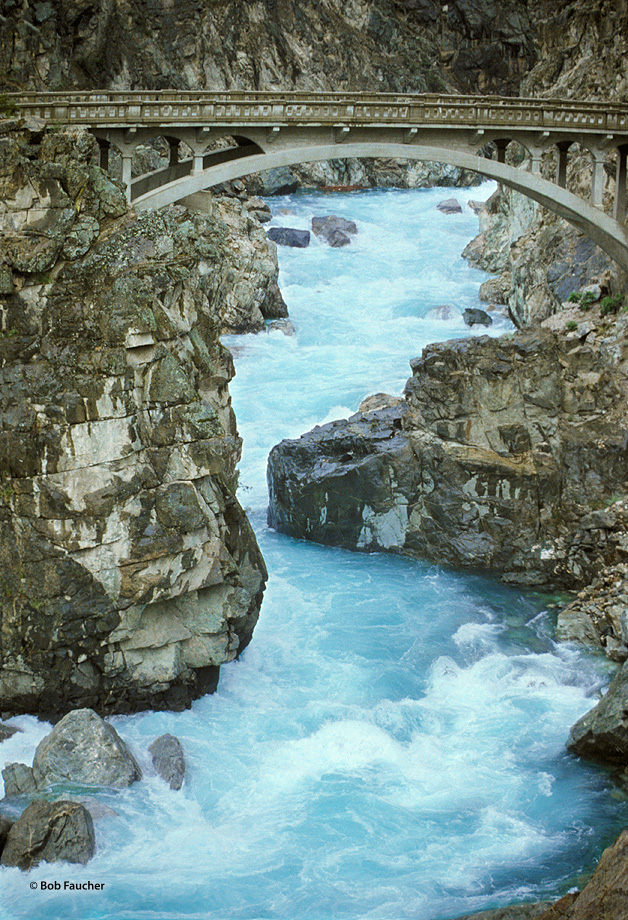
(0, 122, 280, 718)
(268, 304, 628, 591)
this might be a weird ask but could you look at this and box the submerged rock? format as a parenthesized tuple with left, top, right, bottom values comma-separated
(149, 733, 186, 790)
(1, 800, 94, 869)
(311, 215, 358, 247)
(267, 227, 310, 248)
(32, 709, 141, 789)
(463, 308, 493, 327)
(437, 198, 463, 214)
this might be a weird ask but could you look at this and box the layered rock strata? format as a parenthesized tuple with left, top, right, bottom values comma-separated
(0, 125, 269, 717)
(268, 317, 628, 588)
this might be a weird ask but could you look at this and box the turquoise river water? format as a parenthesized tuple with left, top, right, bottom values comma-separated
(2, 182, 627, 920)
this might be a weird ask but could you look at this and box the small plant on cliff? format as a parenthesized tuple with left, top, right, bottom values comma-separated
(600, 294, 624, 317)
(580, 291, 597, 311)
(565, 320, 578, 332)
(568, 292, 582, 304)
(0, 94, 17, 117)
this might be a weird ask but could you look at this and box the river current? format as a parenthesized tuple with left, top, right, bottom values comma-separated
(2, 183, 627, 920)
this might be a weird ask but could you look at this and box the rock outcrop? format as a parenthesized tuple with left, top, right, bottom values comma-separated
(567, 661, 628, 765)
(1, 800, 95, 869)
(0, 125, 268, 718)
(268, 317, 628, 588)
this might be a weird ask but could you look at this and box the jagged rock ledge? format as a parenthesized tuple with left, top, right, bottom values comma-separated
(268, 319, 628, 591)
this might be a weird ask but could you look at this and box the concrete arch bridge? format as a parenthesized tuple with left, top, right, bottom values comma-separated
(12, 90, 628, 272)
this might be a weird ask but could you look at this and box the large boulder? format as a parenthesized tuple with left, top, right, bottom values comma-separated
(148, 733, 185, 790)
(32, 709, 141, 789)
(1, 800, 95, 869)
(567, 661, 628, 764)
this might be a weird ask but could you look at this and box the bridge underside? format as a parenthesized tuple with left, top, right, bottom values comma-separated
(94, 125, 628, 274)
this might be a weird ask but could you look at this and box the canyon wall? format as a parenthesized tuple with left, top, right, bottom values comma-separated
(0, 123, 274, 718)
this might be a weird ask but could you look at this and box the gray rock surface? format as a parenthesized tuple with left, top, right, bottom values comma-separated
(1, 800, 94, 869)
(148, 733, 186, 790)
(2, 763, 36, 797)
(311, 216, 358, 247)
(0, 723, 20, 742)
(267, 227, 310, 248)
(437, 198, 463, 213)
(32, 709, 141, 789)
(567, 661, 628, 764)
(463, 308, 493, 327)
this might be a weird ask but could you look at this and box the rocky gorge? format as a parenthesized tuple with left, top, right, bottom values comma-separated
(1, 0, 628, 917)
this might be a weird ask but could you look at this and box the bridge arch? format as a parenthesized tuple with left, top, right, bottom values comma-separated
(131, 140, 628, 273)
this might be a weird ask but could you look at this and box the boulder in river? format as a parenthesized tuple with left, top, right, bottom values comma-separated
(267, 227, 310, 248)
(311, 215, 358, 247)
(1, 800, 95, 869)
(2, 762, 37, 797)
(437, 197, 463, 213)
(148, 734, 186, 790)
(32, 709, 142, 789)
(463, 307, 493, 327)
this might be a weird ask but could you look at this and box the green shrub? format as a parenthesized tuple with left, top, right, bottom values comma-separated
(580, 291, 597, 310)
(565, 320, 578, 331)
(568, 292, 582, 303)
(600, 294, 624, 317)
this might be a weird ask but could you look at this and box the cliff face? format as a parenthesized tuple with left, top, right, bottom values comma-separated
(0, 124, 269, 718)
(0, 0, 535, 96)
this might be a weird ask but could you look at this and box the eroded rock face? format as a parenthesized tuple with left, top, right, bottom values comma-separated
(268, 322, 628, 588)
(0, 127, 267, 717)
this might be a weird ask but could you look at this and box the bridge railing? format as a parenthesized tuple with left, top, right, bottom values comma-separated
(8, 91, 628, 133)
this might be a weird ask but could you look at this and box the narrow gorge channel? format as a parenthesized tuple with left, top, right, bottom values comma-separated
(3, 184, 628, 920)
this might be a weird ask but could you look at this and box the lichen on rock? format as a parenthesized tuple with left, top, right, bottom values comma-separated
(0, 125, 268, 718)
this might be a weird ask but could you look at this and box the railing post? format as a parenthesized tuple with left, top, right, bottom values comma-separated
(614, 145, 628, 222)
(121, 153, 133, 203)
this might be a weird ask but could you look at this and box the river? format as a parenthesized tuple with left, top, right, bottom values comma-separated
(2, 182, 627, 920)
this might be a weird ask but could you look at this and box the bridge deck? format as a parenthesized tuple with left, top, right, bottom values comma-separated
(10, 91, 628, 134)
